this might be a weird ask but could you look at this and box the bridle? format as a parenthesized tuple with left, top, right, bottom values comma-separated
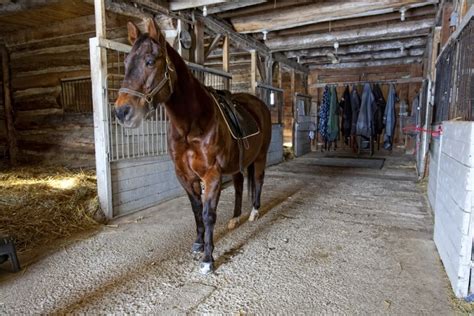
(118, 44, 174, 113)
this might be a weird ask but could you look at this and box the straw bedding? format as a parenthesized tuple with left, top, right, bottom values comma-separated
(0, 167, 104, 252)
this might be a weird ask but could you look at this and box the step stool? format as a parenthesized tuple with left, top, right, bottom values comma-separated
(0, 237, 20, 272)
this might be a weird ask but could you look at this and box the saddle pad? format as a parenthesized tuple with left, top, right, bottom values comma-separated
(209, 89, 260, 140)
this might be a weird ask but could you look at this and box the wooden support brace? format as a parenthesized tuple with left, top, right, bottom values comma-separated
(250, 50, 257, 94)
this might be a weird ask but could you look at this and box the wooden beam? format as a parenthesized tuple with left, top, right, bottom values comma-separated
(231, 0, 438, 33)
(0, 0, 61, 16)
(218, 0, 313, 19)
(266, 19, 434, 51)
(205, 33, 222, 59)
(310, 57, 423, 69)
(1, 43, 18, 165)
(169, 0, 227, 11)
(273, 53, 308, 73)
(285, 37, 427, 58)
(250, 50, 257, 94)
(207, 0, 267, 15)
(273, 5, 436, 37)
(301, 48, 425, 65)
(95, 0, 106, 38)
(222, 35, 229, 90)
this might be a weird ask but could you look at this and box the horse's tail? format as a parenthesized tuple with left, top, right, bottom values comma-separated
(247, 163, 255, 203)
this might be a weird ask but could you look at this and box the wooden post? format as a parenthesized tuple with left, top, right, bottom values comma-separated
(222, 35, 230, 90)
(250, 49, 257, 94)
(277, 62, 282, 89)
(1, 44, 17, 165)
(193, 19, 204, 65)
(91, 0, 113, 219)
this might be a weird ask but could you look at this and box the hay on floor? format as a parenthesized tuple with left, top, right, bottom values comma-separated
(0, 167, 104, 253)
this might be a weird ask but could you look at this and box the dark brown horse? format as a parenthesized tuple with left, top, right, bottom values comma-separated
(114, 19, 272, 274)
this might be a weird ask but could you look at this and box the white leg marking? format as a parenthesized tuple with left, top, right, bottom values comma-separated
(249, 207, 259, 222)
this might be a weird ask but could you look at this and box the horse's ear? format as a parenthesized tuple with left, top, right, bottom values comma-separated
(127, 22, 140, 45)
(146, 18, 165, 46)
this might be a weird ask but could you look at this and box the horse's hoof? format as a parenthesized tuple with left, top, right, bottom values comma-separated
(227, 217, 240, 230)
(249, 208, 259, 222)
(191, 242, 204, 253)
(199, 261, 214, 275)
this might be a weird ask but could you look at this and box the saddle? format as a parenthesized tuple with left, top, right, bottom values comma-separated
(208, 88, 260, 173)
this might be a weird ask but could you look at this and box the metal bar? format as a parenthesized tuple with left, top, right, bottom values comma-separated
(312, 77, 425, 88)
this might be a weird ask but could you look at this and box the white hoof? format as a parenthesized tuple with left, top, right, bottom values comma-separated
(249, 208, 259, 222)
(199, 262, 214, 275)
(228, 217, 240, 230)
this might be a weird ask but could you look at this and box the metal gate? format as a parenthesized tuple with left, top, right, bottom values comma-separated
(293, 93, 312, 157)
(90, 37, 232, 218)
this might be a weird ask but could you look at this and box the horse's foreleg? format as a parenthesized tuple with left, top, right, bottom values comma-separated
(228, 172, 243, 230)
(200, 167, 222, 274)
(175, 172, 204, 253)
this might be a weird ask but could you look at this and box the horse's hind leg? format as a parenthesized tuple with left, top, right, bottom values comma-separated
(249, 156, 266, 222)
(228, 172, 244, 230)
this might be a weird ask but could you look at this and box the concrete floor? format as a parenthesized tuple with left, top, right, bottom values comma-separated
(0, 151, 453, 314)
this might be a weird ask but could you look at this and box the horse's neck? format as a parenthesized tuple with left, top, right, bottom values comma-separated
(164, 45, 215, 134)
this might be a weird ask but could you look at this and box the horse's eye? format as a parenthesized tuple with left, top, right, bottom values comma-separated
(145, 59, 155, 67)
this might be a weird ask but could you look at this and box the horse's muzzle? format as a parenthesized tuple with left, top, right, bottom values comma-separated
(114, 104, 131, 123)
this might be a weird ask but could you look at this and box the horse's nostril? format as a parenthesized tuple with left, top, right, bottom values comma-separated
(115, 105, 131, 121)
(123, 105, 131, 117)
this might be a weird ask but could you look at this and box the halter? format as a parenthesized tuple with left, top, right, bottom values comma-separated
(118, 49, 174, 112)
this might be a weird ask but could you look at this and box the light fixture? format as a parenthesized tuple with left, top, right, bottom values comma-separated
(262, 30, 268, 41)
(400, 7, 406, 21)
(203, 5, 207, 17)
(270, 91, 275, 106)
(333, 41, 339, 53)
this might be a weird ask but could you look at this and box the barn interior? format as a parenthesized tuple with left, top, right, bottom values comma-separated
(0, 0, 473, 313)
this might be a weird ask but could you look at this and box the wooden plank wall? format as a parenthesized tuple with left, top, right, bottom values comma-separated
(3, 12, 132, 167)
(308, 64, 423, 146)
(281, 68, 306, 145)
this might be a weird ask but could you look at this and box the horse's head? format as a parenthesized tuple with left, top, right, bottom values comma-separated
(114, 19, 174, 128)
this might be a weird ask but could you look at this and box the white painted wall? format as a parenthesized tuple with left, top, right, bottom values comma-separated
(430, 121, 474, 297)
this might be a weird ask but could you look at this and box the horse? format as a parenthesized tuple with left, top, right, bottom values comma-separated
(113, 19, 272, 274)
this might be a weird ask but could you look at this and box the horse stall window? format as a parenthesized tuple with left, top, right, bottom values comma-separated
(60, 77, 93, 113)
(433, 19, 474, 123)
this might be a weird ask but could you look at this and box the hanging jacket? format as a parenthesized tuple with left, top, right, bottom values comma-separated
(383, 84, 398, 150)
(340, 86, 352, 138)
(372, 84, 386, 135)
(350, 85, 360, 136)
(356, 83, 376, 138)
(318, 86, 330, 142)
(327, 86, 339, 142)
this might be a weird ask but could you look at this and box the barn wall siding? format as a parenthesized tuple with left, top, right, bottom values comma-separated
(0, 75, 6, 159)
(432, 121, 474, 298)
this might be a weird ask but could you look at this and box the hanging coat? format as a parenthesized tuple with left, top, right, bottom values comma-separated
(350, 85, 360, 136)
(340, 86, 352, 139)
(327, 86, 339, 142)
(383, 84, 398, 150)
(318, 86, 330, 142)
(372, 84, 386, 135)
(356, 83, 376, 138)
